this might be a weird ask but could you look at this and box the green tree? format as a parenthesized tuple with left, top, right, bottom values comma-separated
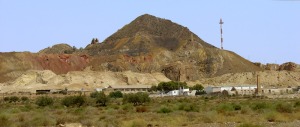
(191, 84, 204, 91)
(191, 84, 206, 95)
(109, 91, 123, 98)
(157, 81, 188, 92)
(90, 91, 101, 98)
(21, 96, 29, 102)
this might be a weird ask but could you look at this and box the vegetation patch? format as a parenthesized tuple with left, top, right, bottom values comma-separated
(123, 92, 150, 106)
(0, 94, 299, 126)
(157, 106, 172, 113)
(61, 96, 86, 107)
(35, 96, 54, 107)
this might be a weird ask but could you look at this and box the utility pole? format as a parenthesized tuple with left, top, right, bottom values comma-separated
(256, 74, 261, 95)
(219, 18, 224, 50)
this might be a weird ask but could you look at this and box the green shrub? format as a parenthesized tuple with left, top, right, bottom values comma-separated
(90, 92, 100, 98)
(36, 96, 54, 107)
(61, 96, 86, 107)
(241, 106, 251, 114)
(122, 103, 134, 111)
(265, 112, 277, 122)
(232, 103, 242, 111)
(157, 106, 172, 113)
(9, 96, 19, 103)
(216, 103, 234, 114)
(3, 97, 9, 102)
(178, 103, 199, 112)
(123, 92, 150, 106)
(0, 114, 10, 127)
(90, 91, 109, 106)
(96, 92, 109, 106)
(21, 96, 29, 102)
(149, 85, 157, 92)
(276, 103, 293, 113)
(109, 91, 123, 98)
(294, 101, 300, 107)
(252, 102, 268, 110)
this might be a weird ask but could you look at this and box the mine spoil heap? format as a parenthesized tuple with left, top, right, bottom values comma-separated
(84, 14, 262, 81)
(0, 14, 263, 83)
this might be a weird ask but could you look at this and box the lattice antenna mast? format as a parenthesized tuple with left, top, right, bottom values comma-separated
(219, 18, 224, 50)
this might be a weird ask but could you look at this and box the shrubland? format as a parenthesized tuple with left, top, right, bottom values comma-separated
(0, 94, 299, 126)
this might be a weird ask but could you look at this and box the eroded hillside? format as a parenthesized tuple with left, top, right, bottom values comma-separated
(84, 14, 262, 80)
(1, 14, 299, 91)
(0, 52, 89, 82)
(0, 70, 170, 93)
(197, 70, 300, 87)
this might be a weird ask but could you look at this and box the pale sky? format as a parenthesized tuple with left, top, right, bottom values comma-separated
(0, 0, 299, 64)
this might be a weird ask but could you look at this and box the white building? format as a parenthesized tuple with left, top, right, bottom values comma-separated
(205, 85, 260, 95)
(166, 87, 190, 96)
(107, 85, 151, 93)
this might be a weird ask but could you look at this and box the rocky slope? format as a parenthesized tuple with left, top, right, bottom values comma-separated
(84, 14, 262, 81)
(39, 44, 76, 54)
(254, 62, 300, 71)
(197, 70, 300, 87)
(0, 14, 262, 83)
(1, 14, 299, 92)
(0, 52, 89, 82)
(0, 70, 170, 93)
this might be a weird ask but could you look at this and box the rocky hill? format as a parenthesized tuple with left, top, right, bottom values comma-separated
(39, 44, 76, 54)
(84, 14, 262, 81)
(1, 14, 299, 92)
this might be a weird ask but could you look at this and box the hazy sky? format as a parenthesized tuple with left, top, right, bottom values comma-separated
(0, 0, 299, 64)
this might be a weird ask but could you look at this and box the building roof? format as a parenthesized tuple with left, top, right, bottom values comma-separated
(109, 85, 151, 89)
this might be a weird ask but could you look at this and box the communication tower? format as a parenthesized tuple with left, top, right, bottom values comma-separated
(219, 18, 224, 50)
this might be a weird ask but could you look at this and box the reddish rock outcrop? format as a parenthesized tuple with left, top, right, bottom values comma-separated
(0, 52, 89, 82)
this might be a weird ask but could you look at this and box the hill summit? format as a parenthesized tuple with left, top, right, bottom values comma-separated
(85, 14, 213, 56)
